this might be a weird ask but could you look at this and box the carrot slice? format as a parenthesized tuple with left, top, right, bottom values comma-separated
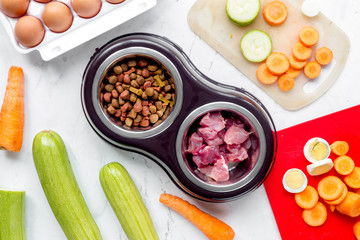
(0, 66, 24, 152)
(263, 1, 288, 26)
(344, 167, 360, 189)
(159, 193, 235, 240)
(318, 176, 344, 201)
(266, 52, 289, 75)
(256, 63, 278, 85)
(354, 221, 360, 240)
(330, 141, 349, 156)
(325, 182, 348, 205)
(315, 47, 333, 65)
(285, 67, 301, 79)
(289, 54, 307, 70)
(292, 42, 312, 61)
(334, 155, 355, 176)
(302, 202, 327, 227)
(336, 192, 360, 217)
(278, 74, 295, 91)
(299, 26, 319, 47)
(328, 204, 336, 212)
(304, 61, 321, 79)
(295, 185, 319, 209)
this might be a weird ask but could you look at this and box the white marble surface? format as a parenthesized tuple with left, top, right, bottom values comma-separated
(0, 0, 359, 239)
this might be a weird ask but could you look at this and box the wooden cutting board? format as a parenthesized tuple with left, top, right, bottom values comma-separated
(264, 105, 360, 240)
(187, 0, 350, 110)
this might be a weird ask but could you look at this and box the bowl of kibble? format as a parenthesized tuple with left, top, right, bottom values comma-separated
(100, 54, 177, 128)
(82, 43, 183, 140)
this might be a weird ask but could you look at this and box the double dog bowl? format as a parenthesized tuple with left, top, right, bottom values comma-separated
(81, 33, 277, 202)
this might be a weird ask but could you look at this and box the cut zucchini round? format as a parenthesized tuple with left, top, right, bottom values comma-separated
(240, 30, 272, 62)
(226, 0, 260, 26)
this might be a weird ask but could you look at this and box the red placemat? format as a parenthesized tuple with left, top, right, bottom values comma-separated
(264, 105, 360, 240)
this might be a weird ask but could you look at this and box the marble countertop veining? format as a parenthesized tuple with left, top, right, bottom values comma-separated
(0, 0, 359, 239)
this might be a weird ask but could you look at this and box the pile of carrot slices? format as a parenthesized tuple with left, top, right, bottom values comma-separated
(256, 26, 333, 91)
(288, 140, 360, 239)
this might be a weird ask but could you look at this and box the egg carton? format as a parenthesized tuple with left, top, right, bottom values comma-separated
(0, 0, 157, 61)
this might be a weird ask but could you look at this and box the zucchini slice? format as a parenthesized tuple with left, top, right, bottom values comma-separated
(240, 30, 273, 62)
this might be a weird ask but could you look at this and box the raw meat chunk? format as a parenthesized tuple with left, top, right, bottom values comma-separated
(199, 112, 226, 132)
(210, 157, 229, 182)
(192, 146, 220, 167)
(223, 125, 250, 145)
(187, 132, 204, 154)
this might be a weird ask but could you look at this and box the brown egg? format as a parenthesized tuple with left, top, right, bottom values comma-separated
(106, 0, 126, 3)
(34, 0, 52, 3)
(42, 2, 73, 33)
(71, 0, 102, 18)
(0, 0, 29, 18)
(15, 16, 45, 48)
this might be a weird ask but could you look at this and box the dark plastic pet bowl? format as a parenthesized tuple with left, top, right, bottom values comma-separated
(81, 33, 277, 202)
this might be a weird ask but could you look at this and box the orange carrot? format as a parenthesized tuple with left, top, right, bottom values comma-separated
(325, 182, 348, 205)
(0, 66, 24, 152)
(328, 204, 336, 212)
(295, 185, 319, 209)
(302, 202, 327, 227)
(289, 54, 307, 70)
(304, 61, 321, 79)
(266, 52, 289, 75)
(285, 67, 301, 79)
(334, 155, 355, 176)
(336, 192, 360, 217)
(330, 141, 349, 156)
(263, 1, 288, 26)
(299, 26, 319, 47)
(292, 42, 312, 61)
(318, 176, 344, 201)
(344, 167, 360, 189)
(354, 221, 360, 240)
(278, 74, 295, 91)
(256, 63, 278, 85)
(159, 193, 235, 240)
(315, 47, 333, 65)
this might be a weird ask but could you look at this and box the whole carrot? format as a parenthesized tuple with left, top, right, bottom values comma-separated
(0, 66, 24, 152)
(159, 193, 235, 240)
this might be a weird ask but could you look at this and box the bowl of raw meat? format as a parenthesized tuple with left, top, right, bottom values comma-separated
(176, 102, 273, 195)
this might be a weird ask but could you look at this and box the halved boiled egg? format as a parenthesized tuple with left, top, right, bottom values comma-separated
(307, 158, 334, 176)
(283, 168, 308, 193)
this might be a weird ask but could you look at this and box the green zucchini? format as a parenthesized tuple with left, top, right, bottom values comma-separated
(99, 162, 159, 240)
(32, 130, 102, 240)
(226, 0, 260, 26)
(0, 188, 26, 240)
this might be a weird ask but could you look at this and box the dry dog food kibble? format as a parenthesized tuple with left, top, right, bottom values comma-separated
(100, 56, 176, 129)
